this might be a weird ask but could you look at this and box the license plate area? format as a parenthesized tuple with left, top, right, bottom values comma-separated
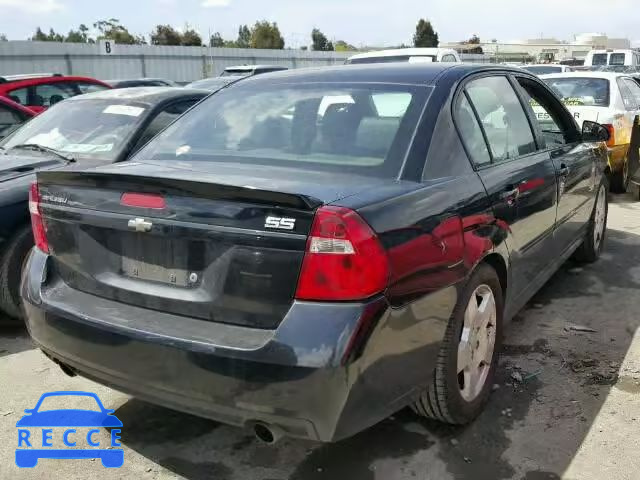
(121, 236, 191, 287)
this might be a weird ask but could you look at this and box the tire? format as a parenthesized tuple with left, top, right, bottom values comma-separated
(610, 158, 628, 193)
(574, 181, 608, 263)
(412, 263, 503, 425)
(0, 224, 34, 322)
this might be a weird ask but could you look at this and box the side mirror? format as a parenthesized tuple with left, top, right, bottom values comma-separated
(582, 120, 610, 143)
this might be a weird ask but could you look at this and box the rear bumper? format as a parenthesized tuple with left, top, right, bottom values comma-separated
(22, 249, 453, 442)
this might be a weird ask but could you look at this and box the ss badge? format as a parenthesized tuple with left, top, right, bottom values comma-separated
(265, 216, 296, 230)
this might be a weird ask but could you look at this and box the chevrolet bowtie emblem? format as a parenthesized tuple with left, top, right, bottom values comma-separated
(127, 218, 153, 233)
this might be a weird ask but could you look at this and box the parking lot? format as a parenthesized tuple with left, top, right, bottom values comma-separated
(0, 191, 638, 480)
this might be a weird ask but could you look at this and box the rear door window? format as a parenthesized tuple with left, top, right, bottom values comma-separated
(621, 78, 640, 109)
(33, 82, 78, 107)
(455, 94, 492, 166)
(133, 100, 199, 152)
(0, 103, 24, 134)
(7, 87, 28, 105)
(617, 78, 638, 110)
(465, 76, 537, 163)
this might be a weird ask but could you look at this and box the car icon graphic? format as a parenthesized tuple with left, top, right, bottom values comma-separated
(16, 391, 123, 468)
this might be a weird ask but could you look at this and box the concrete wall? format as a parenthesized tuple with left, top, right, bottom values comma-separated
(0, 41, 352, 82)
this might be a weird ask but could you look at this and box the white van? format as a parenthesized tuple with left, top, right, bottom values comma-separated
(346, 48, 461, 65)
(584, 49, 640, 68)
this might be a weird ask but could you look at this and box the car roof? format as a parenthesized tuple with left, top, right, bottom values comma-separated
(186, 77, 239, 89)
(348, 48, 458, 61)
(0, 76, 109, 91)
(66, 86, 209, 104)
(107, 78, 169, 83)
(233, 63, 520, 87)
(540, 71, 630, 80)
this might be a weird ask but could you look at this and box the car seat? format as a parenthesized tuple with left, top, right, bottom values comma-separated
(49, 94, 64, 106)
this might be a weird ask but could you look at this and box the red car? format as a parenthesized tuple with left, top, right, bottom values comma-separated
(0, 74, 111, 113)
(0, 95, 34, 138)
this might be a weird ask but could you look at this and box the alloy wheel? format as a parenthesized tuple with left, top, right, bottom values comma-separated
(593, 185, 607, 251)
(457, 284, 497, 402)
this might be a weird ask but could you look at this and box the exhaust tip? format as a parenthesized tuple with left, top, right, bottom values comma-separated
(252, 422, 282, 445)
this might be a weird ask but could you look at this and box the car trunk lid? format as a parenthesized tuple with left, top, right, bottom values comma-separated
(36, 162, 390, 329)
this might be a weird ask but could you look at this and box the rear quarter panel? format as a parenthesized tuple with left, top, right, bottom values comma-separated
(333, 74, 511, 417)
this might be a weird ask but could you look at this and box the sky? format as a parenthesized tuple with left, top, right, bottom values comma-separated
(0, 0, 637, 47)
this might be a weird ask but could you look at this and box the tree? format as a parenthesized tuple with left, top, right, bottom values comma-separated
(334, 40, 356, 52)
(94, 18, 145, 45)
(150, 24, 182, 46)
(237, 24, 251, 48)
(31, 27, 63, 42)
(181, 26, 202, 46)
(250, 21, 284, 49)
(0, 34, 6, 42)
(209, 32, 225, 47)
(468, 34, 480, 45)
(66, 24, 91, 43)
(31, 28, 48, 41)
(311, 28, 333, 51)
(413, 19, 438, 48)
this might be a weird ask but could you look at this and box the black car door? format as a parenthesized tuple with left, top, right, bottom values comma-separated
(457, 74, 559, 304)
(514, 74, 599, 255)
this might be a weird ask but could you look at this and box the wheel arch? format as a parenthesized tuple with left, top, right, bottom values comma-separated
(479, 252, 508, 299)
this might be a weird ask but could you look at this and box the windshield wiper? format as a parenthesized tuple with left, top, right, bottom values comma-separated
(9, 143, 76, 162)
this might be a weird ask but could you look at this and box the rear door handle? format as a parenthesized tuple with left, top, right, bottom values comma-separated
(559, 164, 570, 177)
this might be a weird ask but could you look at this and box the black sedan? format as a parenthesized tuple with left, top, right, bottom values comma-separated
(0, 87, 208, 322)
(23, 64, 609, 442)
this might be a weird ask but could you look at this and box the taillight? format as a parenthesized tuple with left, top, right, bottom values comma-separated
(121, 192, 166, 209)
(295, 206, 389, 301)
(602, 123, 616, 148)
(29, 182, 49, 253)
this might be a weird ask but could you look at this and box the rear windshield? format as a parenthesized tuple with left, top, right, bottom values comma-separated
(135, 82, 430, 178)
(592, 54, 608, 66)
(523, 65, 562, 75)
(543, 77, 610, 107)
(221, 70, 251, 77)
(186, 77, 236, 91)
